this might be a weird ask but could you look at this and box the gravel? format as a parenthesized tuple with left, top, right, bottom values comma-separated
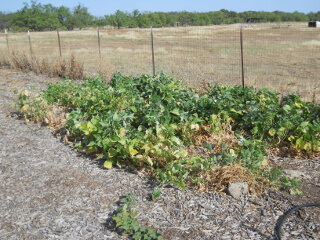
(0, 68, 319, 240)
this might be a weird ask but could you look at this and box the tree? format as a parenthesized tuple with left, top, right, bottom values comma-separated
(0, 12, 11, 30)
(92, 16, 107, 27)
(56, 6, 73, 29)
(136, 12, 151, 27)
(177, 11, 194, 26)
(291, 11, 309, 22)
(72, 4, 94, 29)
(114, 10, 129, 29)
(10, 1, 60, 31)
(6, 2, 313, 31)
(105, 10, 129, 29)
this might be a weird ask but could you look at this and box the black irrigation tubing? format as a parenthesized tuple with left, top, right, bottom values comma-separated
(274, 202, 320, 240)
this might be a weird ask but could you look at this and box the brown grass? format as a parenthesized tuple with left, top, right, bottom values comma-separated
(194, 164, 265, 194)
(0, 22, 319, 102)
(2, 51, 85, 80)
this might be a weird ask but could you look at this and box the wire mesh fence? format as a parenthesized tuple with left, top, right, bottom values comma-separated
(0, 22, 319, 102)
(243, 23, 320, 100)
(153, 25, 242, 87)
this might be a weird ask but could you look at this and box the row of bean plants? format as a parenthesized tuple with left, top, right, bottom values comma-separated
(16, 73, 320, 191)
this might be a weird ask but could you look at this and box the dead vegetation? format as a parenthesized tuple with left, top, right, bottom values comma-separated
(1, 51, 84, 80)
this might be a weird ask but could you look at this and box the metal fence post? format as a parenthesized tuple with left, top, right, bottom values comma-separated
(57, 29, 62, 57)
(5, 29, 9, 52)
(151, 27, 156, 76)
(28, 30, 33, 55)
(97, 27, 101, 58)
(240, 25, 245, 88)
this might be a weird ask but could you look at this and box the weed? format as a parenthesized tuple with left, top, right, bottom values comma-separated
(14, 89, 51, 122)
(260, 166, 302, 194)
(112, 193, 163, 240)
(151, 190, 162, 200)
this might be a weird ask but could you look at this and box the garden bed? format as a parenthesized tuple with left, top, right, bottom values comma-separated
(0, 68, 319, 239)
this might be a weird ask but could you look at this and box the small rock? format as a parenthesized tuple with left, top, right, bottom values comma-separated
(227, 182, 249, 199)
(283, 170, 304, 179)
(92, 72, 100, 77)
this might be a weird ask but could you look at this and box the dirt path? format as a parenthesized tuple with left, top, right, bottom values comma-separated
(0, 68, 319, 240)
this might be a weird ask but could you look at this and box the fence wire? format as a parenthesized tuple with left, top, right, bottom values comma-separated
(243, 23, 320, 101)
(1, 23, 319, 102)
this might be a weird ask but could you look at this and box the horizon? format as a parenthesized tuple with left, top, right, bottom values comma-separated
(1, 0, 319, 17)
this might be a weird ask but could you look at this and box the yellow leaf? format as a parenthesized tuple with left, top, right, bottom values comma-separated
(135, 154, 143, 159)
(129, 147, 138, 156)
(22, 90, 29, 97)
(230, 149, 237, 157)
(21, 104, 29, 112)
(119, 128, 126, 137)
(142, 144, 151, 153)
(87, 121, 95, 132)
(191, 124, 200, 130)
(158, 134, 165, 140)
(262, 157, 268, 166)
(146, 157, 153, 166)
(103, 161, 113, 169)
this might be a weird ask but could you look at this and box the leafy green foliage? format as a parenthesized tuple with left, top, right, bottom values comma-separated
(155, 156, 216, 190)
(14, 89, 50, 122)
(260, 166, 302, 194)
(16, 73, 319, 194)
(8, 1, 94, 31)
(205, 84, 320, 154)
(2, 2, 319, 32)
(112, 193, 163, 240)
(151, 190, 162, 200)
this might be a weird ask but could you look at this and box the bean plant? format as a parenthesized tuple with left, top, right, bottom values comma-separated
(16, 73, 319, 192)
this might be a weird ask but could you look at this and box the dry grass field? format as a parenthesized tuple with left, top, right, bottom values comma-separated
(0, 22, 319, 102)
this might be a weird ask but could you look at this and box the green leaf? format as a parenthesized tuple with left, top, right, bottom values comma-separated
(295, 137, 305, 149)
(304, 142, 312, 151)
(118, 138, 127, 145)
(108, 148, 117, 158)
(170, 136, 181, 145)
(282, 105, 291, 111)
(130, 106, 137, 113)
(175, 180, 186, 190)
(87, 141, 96, 147)
(290, 188, 303, 195)
(300, 121, 309, 128)
(170, 108, 180, 116)
(151, 189, 161, 200)
(230, 108, 242, 114)
(252, 127, 259, 134)
(268, 128, 276, 136)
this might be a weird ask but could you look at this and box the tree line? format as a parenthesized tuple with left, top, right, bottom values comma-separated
(1, 1, 320, 31)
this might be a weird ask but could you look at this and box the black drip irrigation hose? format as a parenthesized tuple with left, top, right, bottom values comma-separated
(274, 202, 320, 240)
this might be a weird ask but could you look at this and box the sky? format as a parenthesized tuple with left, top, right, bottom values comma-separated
(1, 0, 320, 17)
